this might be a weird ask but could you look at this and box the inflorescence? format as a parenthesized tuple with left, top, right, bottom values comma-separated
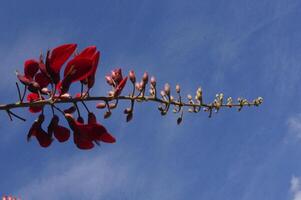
(0, 44, 263, 149)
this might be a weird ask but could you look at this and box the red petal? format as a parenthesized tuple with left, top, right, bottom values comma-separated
(87, 51, 100, 88)
(88, 112, 97, 124)
(76, 46, 97, 59)
(91, 124, 108, 141)
(49, 44, 77, 73)
(17, 73, 32, 85)
(100, 132, 116, 143)
(63, 58, 94, 83)
(36, 129, 52, 148)
(35, 72, 51, 88)
(54, 126, 70, 142)
(114, 77, 128, 97)
(24, 59, 39, 78)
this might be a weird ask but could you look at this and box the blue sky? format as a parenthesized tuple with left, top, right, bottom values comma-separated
(0, 0, 301, 199)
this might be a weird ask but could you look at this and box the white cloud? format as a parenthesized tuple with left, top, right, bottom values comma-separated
(15, 153, 132, 200)
(291, 176, 301, 200)
(287, 115, 301, 139)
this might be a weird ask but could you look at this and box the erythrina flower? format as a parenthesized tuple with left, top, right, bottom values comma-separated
(45, 44, 77, 84)
(16, 71, 41, 93)
(71, 46, 100, 88)
(58, 57, 94, 94)
(65, 114, 94, 150)
(65, 113, 115, 150)
(48, 115, 70, 143)
(27, 93, 44, 113)
(27, 114, 52, 148)
(88, 112, 116, 143)
(24, 59, 39, 79)
(75, 46, 100, 89)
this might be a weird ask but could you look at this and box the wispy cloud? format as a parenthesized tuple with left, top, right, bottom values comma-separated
(287, 115, 301, 140)
(290, 176, 301, 200)
(15, 153, 131, 200)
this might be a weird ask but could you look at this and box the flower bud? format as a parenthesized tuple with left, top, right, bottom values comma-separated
(96, 103, 106, 109)
(164, 83, 170, 95)
(142, 72, 148, 84)
(105, 75, 114, 86)
(104, 111, 112, 119)
(160, 90, 166, 97)
(150, 76, 156, 87)
(135, 82, 142, 91)
(176, 84, 180, 93)
(187, 94, 192, 100)
(129, 70, 136, 83)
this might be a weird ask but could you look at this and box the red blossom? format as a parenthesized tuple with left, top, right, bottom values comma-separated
(24, 59, 39, 79)
(45, 44, 77, 84)
(27, 114, 52, 148)
(48, 115, 70, 143)
(65, 113, 115, 150)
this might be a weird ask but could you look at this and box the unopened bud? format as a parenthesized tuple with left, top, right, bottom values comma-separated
(135, 82, 142, 91)
(108, 91, 114, 97)
(176, 84, 180, 93)
(104, 111, 112, 119)
(61, 93, 71, 99)
(109, 103, 117, 109)
(129, 70, 136, 83)
(187, 94, 192, 100)
(160, 90, 166, 97)
(142, 72, 148, 84)
(96, 103, 106, 109)
(164, 83, 170, 95)
(126, 112, 133, 122)
(105, 76, 114, 85)
(150, 76, 156, 87)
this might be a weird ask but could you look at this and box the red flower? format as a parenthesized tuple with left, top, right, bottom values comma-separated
(48, 115, 70, 143)
(27, 114, 52, 148)
(24, 59, 39, 79)
(45, 44, 77, 84)
(65, 113, 115, 150)
(16, 71, 41, 93)
(88, 112, 116, 143)
(27, 93, 43, 113)
(75, 46, 100, 89)
(59, 57, 94, 94)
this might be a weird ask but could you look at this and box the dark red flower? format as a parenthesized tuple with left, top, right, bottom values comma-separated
(27, 114, 52, 148)
(16, 71, 41, 93)
(24, 59, 39, 79)
(48, 115, 70, 143)
(27, 93, 43, 113)
(65, 113, 116, 150)
(45, 44, 77, 84)
(48, 44, 77, 73)
(88, 112, 116, 143)
(65, 114, 94, 150)
(75, 46, 100, 89)
(58, 57, 94, 94)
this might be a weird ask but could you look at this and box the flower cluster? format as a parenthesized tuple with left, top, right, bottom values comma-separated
(0, 43, 263, 150)
(16, 44, 120, 149)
